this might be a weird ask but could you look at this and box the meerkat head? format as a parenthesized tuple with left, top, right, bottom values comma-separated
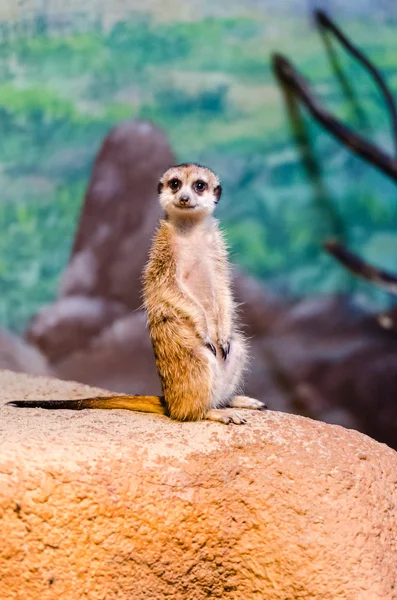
(157, 163, 222, 220)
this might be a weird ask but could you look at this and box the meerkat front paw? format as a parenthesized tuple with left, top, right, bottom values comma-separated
(205, 408, 247, 425)
(202, 335, 217, 357)
(218, 338, 231, 360)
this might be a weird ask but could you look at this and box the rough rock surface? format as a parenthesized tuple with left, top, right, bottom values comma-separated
(1, 371, 396, 600)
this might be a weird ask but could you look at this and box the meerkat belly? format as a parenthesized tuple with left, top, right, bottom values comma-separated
(176, 233, 218, 324)
(182, 258, 217, 318)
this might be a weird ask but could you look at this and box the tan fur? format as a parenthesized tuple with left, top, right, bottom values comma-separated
(143, 163, 262, 422)
(8, 164, 266, 424)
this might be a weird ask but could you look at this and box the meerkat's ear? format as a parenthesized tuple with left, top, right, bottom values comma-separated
(157, 181, 164, 194)
(214, 184, 222, 203)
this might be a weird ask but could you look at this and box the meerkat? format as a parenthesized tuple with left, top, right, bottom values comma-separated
(8, 164, 266, 424)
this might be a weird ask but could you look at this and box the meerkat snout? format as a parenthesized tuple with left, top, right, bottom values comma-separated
(158, 163, 222, 218)
(178, 194, 191, 206)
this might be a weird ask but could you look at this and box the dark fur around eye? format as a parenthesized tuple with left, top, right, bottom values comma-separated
(194, 180, 207, 193)
(168, 178, 181, 191)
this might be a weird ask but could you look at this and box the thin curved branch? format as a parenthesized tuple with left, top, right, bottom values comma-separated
(272, 17, 397, 293)
(315, 10, 397, 157)
(324, 240, 397, 295)
(277, 73, 349, 245)
(272, 53, 397, 182)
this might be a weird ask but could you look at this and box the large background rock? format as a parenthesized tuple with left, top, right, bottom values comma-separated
(55, 311, 161, 394)
(1, 371, 396, 599)
(61, 120, 174, 309)
(25, 120, 175, 361)
(0, 329, 52, 376)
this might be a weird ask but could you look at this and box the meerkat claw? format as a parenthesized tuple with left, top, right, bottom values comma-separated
(205, 409, 247, 425)
(220, 341, 230, 360)
(227, 411, 246, 424)
(205, 341, 217, 357)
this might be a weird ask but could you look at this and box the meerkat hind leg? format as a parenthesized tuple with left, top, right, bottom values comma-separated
(205, 408, 247, 425)
(229, 396, 268, 411)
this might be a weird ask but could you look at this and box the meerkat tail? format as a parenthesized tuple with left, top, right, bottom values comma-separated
(324, 240, 397, 295)
(6, 395, 166, 414)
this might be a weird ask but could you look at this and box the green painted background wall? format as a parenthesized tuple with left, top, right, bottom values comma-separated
(1, 0, 397, 331)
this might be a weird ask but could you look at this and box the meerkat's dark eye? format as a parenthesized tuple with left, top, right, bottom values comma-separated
(168, 178, 181, 191)
(194, 180, 207, 193)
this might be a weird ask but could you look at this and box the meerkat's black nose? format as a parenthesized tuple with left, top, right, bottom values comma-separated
(179, 195, 190, 205)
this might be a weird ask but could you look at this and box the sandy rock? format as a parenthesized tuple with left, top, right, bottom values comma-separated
(1, 371, 396, 600)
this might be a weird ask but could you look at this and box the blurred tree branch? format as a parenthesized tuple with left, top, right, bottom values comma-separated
(271, 52, 397, 182)
(315, 10, 397, 157)
(325, 240, 397, 294)
(272, 10, 397, 293)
